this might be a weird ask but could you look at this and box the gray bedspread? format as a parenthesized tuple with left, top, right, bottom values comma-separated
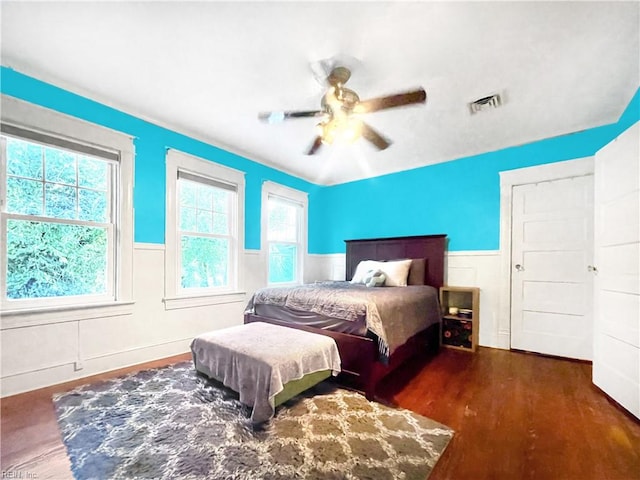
(245, 282, 441, 359)
(191, 322, 341, 424)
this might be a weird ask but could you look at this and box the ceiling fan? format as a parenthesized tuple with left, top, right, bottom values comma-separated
(258, 66, 426, 155)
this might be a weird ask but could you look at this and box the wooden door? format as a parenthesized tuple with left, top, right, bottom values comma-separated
(510, 175, 594, 360)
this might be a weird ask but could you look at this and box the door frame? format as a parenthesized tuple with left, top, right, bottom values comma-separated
(497, 157, 594, 350)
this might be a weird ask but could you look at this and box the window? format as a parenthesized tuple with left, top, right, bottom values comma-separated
(165, 149, 245, 308)
(0, 96, 133, 314)
(262, 182, 307, 285)
(178, 172, 234, 290)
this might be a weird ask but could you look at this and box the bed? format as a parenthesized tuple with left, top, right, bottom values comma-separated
(244, 234, 446, 400)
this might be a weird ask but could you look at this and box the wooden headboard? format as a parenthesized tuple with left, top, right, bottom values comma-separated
(345, 234, 447, 289)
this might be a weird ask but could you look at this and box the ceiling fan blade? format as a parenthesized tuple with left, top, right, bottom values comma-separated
(360, 122, 391, 150)
(306, 136, 323, 155)
(354, 88, 426, 114)
(258, 110, 323, 124)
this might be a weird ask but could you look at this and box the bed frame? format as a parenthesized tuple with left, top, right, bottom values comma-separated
(244, 234, 447, 400)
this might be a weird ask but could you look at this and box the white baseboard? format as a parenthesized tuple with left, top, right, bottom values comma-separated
(1, 338, 191, 397)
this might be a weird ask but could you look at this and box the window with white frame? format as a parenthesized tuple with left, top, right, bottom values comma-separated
(0, 96, 134, 314)
(262, 182, 307, 285)
(165, 149, 245, 307)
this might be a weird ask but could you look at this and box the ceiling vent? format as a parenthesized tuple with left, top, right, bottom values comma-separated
(468, 93, 502, 114)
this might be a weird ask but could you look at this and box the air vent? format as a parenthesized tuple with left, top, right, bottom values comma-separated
(468, 93, 502, 114)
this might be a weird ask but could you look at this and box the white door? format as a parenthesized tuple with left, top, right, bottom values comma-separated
(592, 122, 639, 419)
(510, 175, 594, 359)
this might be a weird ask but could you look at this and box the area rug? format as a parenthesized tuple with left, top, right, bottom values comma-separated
(53, 361, 453, 480)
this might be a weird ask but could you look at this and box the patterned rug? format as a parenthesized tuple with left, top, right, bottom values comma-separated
(53, 361, 453, 480)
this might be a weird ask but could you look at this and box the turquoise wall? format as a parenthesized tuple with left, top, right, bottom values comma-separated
(2, 67, 637, 254)
(309, 88, 640, 253)
(0, 67, 319, 249)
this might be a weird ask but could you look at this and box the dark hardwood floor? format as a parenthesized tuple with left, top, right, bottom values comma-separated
(379, 347, 640, 480)
(2, 347, 639, 479)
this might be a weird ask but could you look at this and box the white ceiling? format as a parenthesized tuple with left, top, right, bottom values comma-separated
(1, 1, 638, 185)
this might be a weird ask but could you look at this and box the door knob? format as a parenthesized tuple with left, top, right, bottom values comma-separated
(515, 264, 524, 271)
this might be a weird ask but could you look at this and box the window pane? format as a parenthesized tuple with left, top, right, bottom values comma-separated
(196, 210, 213, 234)
(180, 206, 197, 231)
(45, 147, 76, 185)
(79, 188, 108, 222)
(269, 243, 297, 283)
(179, 180, 197, 208)
(197, 183, 214, 210)
(212, 189, 229, 214)
(45, 183, 77, 219)
(78, 156, 108, 190)
(268, 200, 297, 242)
(212, 213, 228, 235)
(6, 220, 108, 299)
(6, 137, 43, 179)
(181, 235, 228, 289)
(7, 177, 43, 215)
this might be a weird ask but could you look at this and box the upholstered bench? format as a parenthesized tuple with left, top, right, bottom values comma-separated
(190, 322, 341, 423)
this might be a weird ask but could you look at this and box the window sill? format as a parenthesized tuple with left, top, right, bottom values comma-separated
(1, 301, 135, 330)
(163, 291, 246, 310)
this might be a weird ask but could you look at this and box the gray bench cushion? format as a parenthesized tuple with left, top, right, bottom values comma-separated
(191, 322, 341, 423)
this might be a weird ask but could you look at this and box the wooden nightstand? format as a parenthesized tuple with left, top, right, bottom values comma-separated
(439, 286, 480, 352)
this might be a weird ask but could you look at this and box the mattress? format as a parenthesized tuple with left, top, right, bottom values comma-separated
(253, 303, 368, 336)
(246, 281, 441, 360)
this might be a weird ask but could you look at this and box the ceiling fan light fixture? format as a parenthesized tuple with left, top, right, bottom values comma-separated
(318, 117, 362, 146)
(342, 118, 362, 143)
(260, 66, 427, 154)
(317, 122, 332, 144)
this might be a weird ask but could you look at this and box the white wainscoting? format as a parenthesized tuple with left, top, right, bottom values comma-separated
(305, 254, 347, 283)
(0, 244, 258, 397)
(445, 251, 502, 348)
(1, 247, 503, 397)
(305, 251, 503, 348)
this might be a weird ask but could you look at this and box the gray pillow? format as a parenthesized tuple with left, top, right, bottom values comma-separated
(363, 269, 386, 287)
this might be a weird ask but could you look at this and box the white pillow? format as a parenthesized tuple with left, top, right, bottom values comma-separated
(351, 259, 412, 286)
(350, 260, 379, 283)
(379, 259, 412, 287)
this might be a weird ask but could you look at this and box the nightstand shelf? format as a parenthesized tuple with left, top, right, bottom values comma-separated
(440, 286, 479, 352)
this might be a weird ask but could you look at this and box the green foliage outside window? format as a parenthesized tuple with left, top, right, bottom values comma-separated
(180, 235, 229, 289)
(6, 220, 108, 299)
(178, 178, 232, 290)
(3, 136, 112, 300)
(267, 197, 299, 283)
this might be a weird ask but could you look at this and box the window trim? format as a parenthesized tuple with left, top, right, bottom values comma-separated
(0, 95, 134, 319)
(164, 148, 245, 309)
(261, 181, 308, 286)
